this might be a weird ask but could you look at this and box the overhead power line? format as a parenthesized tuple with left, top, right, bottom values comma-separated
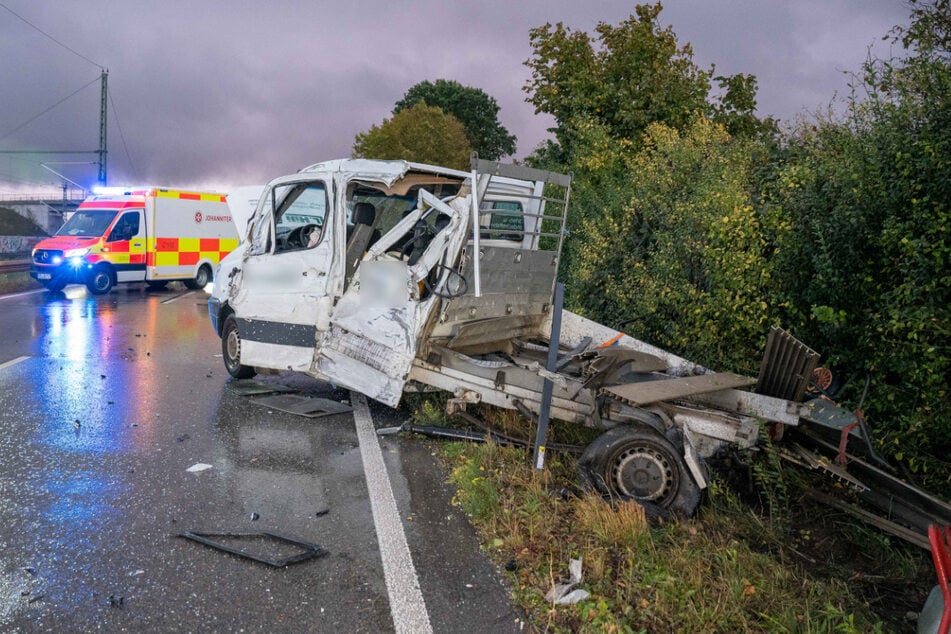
(0, 2, 103, 70)
(0, 74, 101, 143)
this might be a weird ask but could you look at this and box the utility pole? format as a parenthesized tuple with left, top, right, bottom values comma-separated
(98, 69, 108, 187)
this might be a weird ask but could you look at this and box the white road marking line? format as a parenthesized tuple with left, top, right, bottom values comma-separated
(0, 289, 45, 301)
(160, 291, 195, 304)
(351, 391, 433, 634)
(0, 356, 30, 371)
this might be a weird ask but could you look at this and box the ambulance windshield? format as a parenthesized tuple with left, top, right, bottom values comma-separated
(56, 209, 119, 237)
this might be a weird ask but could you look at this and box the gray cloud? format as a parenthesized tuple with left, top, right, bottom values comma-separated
(0, 0, 910, 192)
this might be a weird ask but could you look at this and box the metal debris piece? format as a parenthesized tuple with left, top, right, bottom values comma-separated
(178, 531, 326, 567)
(226, 380, 295, 396)
(249, 394, 352, 418)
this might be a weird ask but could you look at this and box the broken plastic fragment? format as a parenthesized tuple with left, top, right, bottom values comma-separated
(555, 589, 590, 605)
(186, 463, 213, 473)
(545, 557, 586, 604)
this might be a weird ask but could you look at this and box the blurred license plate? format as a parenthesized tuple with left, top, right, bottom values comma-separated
(37, 273, 51, 280)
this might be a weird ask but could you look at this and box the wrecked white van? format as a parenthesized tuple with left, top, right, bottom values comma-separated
(208, 157, 944, 526)
(209, 158, 567, 405)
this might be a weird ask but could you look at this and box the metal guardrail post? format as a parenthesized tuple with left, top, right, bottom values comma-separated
(533, 282, 564, 470)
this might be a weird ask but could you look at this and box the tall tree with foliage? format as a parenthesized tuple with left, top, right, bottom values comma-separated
(352, 102, 472, 170)
(523, 3, 771, 333)
(771, 0, 951, 484)
(394, 79, 517, 160)
(524, 2, 765, 162)
(570, 116, 779, 372)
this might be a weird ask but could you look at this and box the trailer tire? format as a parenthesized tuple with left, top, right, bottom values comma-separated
(222, 314, 256, 379)
(86, 265, 114, 295)
(185, 264, 212, 290)
(577, 426, 701, 519)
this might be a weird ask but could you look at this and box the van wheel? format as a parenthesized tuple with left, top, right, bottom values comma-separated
(222, 315, 256, 379)
(185, 265, 212, 289)
(577, 426, 701, 519)
(86, 266, 114, 295)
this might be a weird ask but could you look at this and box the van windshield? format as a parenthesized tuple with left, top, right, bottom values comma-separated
(56, 209, 120, 237)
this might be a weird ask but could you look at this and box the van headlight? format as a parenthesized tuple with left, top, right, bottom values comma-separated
(64, 247, 89, 258)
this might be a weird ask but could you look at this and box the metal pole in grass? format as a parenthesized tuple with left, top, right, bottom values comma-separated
(533, 282, 564, 470)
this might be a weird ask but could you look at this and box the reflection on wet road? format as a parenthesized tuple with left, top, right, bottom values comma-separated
(0, 284, 520, 632)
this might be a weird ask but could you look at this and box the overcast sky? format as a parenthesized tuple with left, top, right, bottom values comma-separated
(0, 1, 910, 194)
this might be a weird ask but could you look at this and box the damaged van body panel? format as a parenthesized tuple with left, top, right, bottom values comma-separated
(212, 159, 482, 403)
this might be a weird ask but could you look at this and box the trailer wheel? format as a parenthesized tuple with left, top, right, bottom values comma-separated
(222, 314, 256, 379)
(577, 426, 701, 519)
(185, 264, 212, 290)
(86, 265, 114, 295)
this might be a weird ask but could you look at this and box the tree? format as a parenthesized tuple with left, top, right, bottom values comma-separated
(394, 79, 517, 160)
(352, 103, 472, 170)
(523, 3, 764, 159)
(769, 0, 951, 487)
(569, 116, 779, 372)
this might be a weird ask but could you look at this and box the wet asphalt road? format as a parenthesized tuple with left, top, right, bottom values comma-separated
(0, 284, 523, 632)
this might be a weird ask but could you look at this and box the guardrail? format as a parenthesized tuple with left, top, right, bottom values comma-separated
(0, 259, 31, 274)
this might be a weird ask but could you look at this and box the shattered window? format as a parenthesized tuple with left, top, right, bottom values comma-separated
(273, 182, 329, 252)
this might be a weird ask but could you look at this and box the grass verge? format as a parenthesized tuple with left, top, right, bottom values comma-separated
(429, 403, 932, 632)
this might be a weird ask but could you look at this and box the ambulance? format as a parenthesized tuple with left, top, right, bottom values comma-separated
(30, 188, 239, 294)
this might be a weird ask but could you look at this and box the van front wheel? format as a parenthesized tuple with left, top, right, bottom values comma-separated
(222, 315, 256, 379)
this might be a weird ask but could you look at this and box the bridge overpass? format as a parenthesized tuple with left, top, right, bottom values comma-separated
(0, 192, 85, 235)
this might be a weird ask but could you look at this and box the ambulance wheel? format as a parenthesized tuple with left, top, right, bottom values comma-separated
(185, 265, 212, 290)
(222, 314, 256, 379)
(577, 426, 701, 519)
(41, 278, 67, 292)
(86, 266, 114, 295)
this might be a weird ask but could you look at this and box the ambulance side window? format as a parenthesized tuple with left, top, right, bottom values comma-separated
(108, 212, 140, 242)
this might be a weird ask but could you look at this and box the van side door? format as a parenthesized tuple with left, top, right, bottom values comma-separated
(228, 179, 335, 372)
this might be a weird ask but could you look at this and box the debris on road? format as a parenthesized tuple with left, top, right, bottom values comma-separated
(249, 394, 352, 418)
(185, 463, 213, 473)
(546, 557, 590, 605)
(178, 531, 326, 567)
(225, 380, 294, 397)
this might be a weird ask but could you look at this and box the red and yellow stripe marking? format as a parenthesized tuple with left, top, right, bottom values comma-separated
(149, 237, 238, 267)
(153, 190, 227, 203)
